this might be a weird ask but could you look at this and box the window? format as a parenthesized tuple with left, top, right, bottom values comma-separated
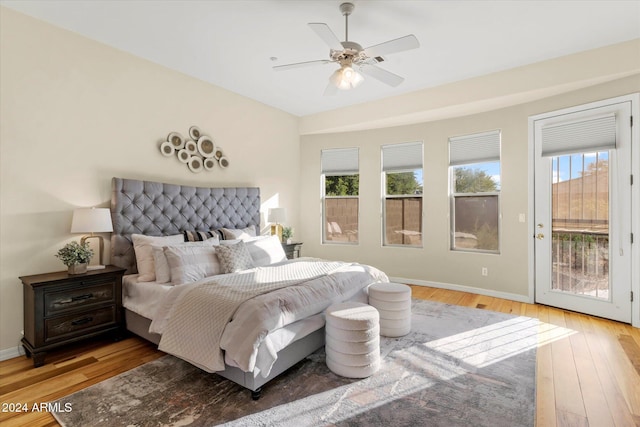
(382, 142, 423, 246)
(321, 148, 359, 244)
(449, 130, 501, 252)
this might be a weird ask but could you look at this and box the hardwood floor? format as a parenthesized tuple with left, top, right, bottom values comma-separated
(1, 285, 639, 426)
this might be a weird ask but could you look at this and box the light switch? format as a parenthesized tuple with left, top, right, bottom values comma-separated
(518, 213, 526, 223)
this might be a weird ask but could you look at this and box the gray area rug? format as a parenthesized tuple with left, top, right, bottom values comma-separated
(53, 300, 537, 427)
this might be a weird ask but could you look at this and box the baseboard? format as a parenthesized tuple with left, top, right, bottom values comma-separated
(389, 276, 533, 304)
(0, 345, 22, 362)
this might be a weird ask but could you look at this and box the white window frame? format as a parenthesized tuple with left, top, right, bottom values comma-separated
(449, 130, 501, 254)
(321, 148, 359, 245)
(381, 142, 424, 248)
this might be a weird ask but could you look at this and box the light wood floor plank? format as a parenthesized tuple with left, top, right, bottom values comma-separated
(564, 311, 616, 427)
(547, 309, 587, 420)
(536, 341, 557, 427)
(577, 314, 638, 427)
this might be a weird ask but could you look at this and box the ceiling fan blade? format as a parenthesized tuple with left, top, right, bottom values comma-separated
(323, 82, 339, 96)
(359, 64, 405, 87)
(308, 23, 344, 51)
(273, 59, 333, 71)
(364, 34, 419, 58)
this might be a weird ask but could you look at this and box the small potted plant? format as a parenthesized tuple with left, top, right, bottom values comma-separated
(282, 226, 293, 244)
(55, 241, 94, 274)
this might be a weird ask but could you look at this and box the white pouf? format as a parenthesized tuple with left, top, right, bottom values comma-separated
(325, 302, 380, 378)
(368, 282, 412, 337)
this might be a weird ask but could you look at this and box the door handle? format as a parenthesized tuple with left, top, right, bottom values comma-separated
(536, 233, 545, 240)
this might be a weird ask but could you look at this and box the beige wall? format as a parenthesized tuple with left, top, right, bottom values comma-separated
(300, 75, 640, 299)
(0, 8, 300, 354)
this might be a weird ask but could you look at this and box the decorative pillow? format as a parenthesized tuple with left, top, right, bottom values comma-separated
(221, 225, 256, 241)
(164, 245, 222, 285)
(153, 239, 219, 284)
(216, 241, 255, 273)
(246, 235, 287, 267)
(131, 234, 183, 282)
(183, 230, 221, 243)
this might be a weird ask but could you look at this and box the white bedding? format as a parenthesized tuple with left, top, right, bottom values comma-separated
(122, 274, 173, 320)
(123, 273, 329, 375)
(149, 258, 388, 377)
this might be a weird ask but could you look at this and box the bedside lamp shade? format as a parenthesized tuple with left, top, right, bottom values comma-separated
(267, 208, 286, 224)
(71, 208, 113, 269)
(268, 208, 286, 242)
(71, 208, 113, 234)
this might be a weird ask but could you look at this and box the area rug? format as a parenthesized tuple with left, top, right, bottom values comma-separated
(53, 299, 537, 427)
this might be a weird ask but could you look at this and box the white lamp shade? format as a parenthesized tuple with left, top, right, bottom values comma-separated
(71, 208, 114, 233)
(330, 65, 364, 90)
(268, 208, 286, 223)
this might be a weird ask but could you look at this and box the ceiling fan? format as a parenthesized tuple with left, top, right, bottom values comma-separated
(273, 2, 420, 95)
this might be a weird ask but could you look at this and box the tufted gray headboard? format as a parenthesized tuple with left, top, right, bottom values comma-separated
(110, 177, 260, 274)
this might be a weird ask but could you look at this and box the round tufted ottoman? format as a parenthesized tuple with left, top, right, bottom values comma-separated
(325, 302, 380, 378)
(368, 282, 412, 337)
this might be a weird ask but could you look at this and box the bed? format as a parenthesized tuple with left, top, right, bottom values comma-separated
(110, 177, 388, 399)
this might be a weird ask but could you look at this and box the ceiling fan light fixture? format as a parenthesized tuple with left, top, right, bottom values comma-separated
(330, 65, 364, 90)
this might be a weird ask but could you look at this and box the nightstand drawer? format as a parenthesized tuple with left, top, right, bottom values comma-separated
(45, 306, 116, 342)
(45, 281, 115, 316)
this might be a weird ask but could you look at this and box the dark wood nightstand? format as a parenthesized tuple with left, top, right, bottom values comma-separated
(282, 242, 303, 259)
(19, 265, 126, 367)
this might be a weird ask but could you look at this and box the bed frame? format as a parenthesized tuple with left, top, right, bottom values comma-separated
(110, 177, 324, 398)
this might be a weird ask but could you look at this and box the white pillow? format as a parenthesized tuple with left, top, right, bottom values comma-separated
(164, 244, 222, 285)
(152, 238, 219, 284)
(131, 234, 183, 282)
(221, 225, 257, 241)
(246, 235, 287, 267)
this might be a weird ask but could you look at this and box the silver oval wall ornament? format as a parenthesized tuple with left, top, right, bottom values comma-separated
(177, 149, 190, 163)
(189, 126, 202, 141)
(197, 136, 216, 158)
(188, 156, 203, 173)
(219, 156, 229, 168)
(160, 141, 174, 157)
(203, 158, 216, 171)
(184, 140, 198, 155)
(167, 132, 185, 149)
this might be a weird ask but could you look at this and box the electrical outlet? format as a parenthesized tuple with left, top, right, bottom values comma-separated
(482, 267, 488, 276)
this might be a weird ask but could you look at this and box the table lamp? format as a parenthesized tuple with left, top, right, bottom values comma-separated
(71, 207, 113, 270)
(268, 208, 286, 242)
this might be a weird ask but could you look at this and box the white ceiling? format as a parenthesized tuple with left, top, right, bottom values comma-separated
(2, 0, 639, 117)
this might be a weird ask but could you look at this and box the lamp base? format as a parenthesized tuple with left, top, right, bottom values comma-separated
(87, 264, 106, 270)
(270, 224, 283, 242)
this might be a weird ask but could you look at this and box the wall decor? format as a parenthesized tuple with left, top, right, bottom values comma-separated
(159, 126, 229, 173)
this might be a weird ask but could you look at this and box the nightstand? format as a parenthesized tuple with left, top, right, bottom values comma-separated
(282, 242, 303, 259)
(19, 265, 126, 367)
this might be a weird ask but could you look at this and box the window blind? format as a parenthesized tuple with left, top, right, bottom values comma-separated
(382, 142, 423, 172)
(540, 113, 616, 157)
(321, 148, 359, 175)
(449, 130, 501, 166)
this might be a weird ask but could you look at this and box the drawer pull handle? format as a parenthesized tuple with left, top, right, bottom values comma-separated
(57, 294, 94, 305)
(71, 317, 93, 326)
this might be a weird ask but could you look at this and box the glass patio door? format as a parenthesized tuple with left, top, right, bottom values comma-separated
(533, 98, 632, 323)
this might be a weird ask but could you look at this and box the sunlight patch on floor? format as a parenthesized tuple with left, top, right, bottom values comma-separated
(421, 317, 576, 369)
